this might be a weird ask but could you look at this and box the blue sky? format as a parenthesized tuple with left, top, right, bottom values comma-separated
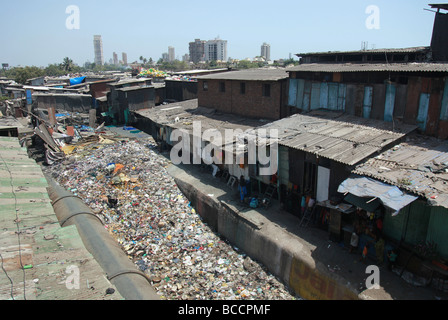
(0, 0, 438, 67)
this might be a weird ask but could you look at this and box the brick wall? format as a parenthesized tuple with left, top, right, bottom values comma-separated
(198, 79, 286, 120)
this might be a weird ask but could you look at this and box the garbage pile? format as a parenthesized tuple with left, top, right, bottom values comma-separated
(138, 68, 168, 78)
(44, 136, 296, 300)
(166, 75, 196, 82)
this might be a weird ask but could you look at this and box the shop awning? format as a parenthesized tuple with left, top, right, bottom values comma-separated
(344, 193, 381, 213)
(338, 176, 418, 216)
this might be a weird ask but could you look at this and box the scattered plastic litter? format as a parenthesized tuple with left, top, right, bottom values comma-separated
(44, 135, 296, 300)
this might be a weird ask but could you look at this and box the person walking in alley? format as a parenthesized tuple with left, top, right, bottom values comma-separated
(387, 249, 398, 271)
(349, 231, 359, 254)
(239, 175, 248, 203)
(375, 236, 385, 266)
(360, 243, 370, 264)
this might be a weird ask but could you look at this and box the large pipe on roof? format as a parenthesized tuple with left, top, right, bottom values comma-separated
(45, 175, 160, 300)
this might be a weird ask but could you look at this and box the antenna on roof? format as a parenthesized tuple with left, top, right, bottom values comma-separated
(361, 41, 369, 51)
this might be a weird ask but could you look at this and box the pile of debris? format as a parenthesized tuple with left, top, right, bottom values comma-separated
(30, 108, 108, 164)
(138, 68, 168, 78)
(44, 135, 296, 300)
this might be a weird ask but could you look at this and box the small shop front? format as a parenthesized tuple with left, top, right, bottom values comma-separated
(336, 175, 418, 263)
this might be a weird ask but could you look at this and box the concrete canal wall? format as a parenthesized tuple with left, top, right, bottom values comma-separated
(169, 165, 360, 300)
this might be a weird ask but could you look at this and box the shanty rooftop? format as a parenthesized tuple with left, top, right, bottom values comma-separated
(249, 110, 418, 166)
(353, 133, 448, 209)
(295, 46, 430, 57)
(286, 62, 448, 73)
(135, 100, 418, 166)
(134, 99, 267, 150)
(135, 99, 264, 131)
(196, 68, 289, 81)
(110, 78, 151, 86)
(172, 68, 229, 75)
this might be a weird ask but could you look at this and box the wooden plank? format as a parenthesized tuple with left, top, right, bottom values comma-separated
(393, 83, 408, 120)
(47, 107, 57, 126)
(345, 84, 364, 117)
(371, 84, 386, 120)
(426, 78, 444, 136)
(421, 77, 432, 94)
(439, 77, 448, 121)
(437, 120, 448, 139)
(332, 72, 342, 83)
(404, 77, 422, 124)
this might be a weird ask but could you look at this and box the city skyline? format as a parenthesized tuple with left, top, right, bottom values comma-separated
(0, 0, 437, 67)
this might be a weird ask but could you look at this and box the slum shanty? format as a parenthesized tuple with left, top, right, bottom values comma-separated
(132, 5, 448, 298)
(0, 70, 297, 300)
(2, 3, 448, 302)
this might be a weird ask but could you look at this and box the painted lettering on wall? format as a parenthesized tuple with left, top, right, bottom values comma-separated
(289, 258, 358, 300)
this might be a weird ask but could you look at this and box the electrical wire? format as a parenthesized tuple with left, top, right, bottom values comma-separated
(0, 152, 27, 300)
(0, 252, 14, 300)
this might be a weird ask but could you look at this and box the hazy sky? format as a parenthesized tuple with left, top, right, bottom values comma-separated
(0, 0, 439, 67)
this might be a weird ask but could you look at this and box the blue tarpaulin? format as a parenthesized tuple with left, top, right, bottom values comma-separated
(70, 76, 86, 86)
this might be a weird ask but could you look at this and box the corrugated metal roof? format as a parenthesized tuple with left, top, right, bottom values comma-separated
(136, 99, 263, 130)
(117, 85, 154, 92)
(0, 116, 26, 130)
(353, 133, 448, 208)
(286, 62, 448, 73)
(296, 46, 430, 56)
(134, 99, 265, 150)
(196, 68, 289, 81)
(172, 68, 229, 75)
(136, 103, 417, 166)
(248, 110, 418, 166)
(110, 78, 151, 86)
